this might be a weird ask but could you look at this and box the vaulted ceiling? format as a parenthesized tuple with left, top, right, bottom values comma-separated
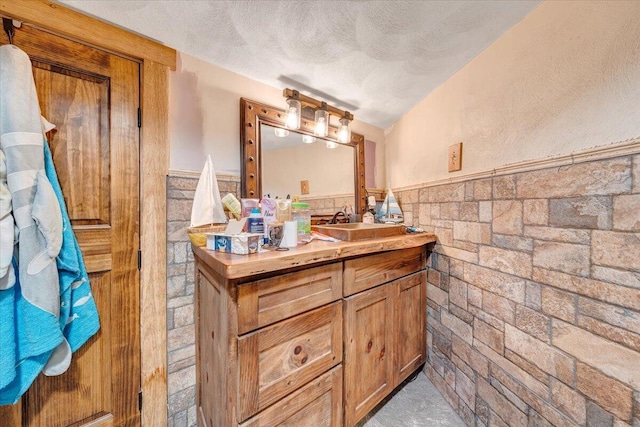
(59, 0, 540, 128)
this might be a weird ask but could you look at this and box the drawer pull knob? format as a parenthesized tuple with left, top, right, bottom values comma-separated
(367, 340, 373, 352)
(294, 346, 302, 355)
(211, 331, 215, 340)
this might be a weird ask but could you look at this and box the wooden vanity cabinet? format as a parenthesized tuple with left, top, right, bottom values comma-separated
(194, 235, 433, 427)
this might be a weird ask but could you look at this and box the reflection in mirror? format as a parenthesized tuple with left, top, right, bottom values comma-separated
(261, 123, 354, 202)
(240, 98, 366, 216)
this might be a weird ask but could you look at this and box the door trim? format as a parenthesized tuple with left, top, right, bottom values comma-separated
(1, 2, 175, 425)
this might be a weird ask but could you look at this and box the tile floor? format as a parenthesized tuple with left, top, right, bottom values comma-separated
(357, 371, 466, 427)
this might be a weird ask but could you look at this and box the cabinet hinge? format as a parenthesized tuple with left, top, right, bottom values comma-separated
(137, 107, 142, 128)
(138, 249, 142, 270)
(138, 390, 143, 411)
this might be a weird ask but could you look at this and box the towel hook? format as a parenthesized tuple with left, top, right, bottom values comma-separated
(3, 18, 14, 45)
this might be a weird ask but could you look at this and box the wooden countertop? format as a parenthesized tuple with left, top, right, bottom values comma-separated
(192, 233, 436, 280)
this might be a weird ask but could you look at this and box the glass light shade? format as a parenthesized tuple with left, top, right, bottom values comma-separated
(285, 97, 301, 129)
(314, 106, 329, 137)
(326, 141, 338, 149)
(302, 135, 316, 144)
(274, 128, 289, 137)
(338, 116, 351, 143)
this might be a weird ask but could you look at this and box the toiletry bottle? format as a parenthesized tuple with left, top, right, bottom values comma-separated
(241, 198, 259, 218)
(291, 202, 311, 243)
(247, 208, 265, 245)
(363, 210, 374, 224)
(276, 198, 292, 222)
(222, 193, 241, 220)
(260, 197, 276, 244)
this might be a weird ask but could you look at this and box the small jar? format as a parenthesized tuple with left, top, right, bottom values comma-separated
(291, 202, 311, 243)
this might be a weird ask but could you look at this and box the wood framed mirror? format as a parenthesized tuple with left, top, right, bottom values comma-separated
(240, 97, 366, 216)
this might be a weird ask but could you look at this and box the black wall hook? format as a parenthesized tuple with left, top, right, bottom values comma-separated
(3, 18, 14, 44)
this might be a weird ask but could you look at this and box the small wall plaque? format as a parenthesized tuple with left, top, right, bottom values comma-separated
(448, 142, 463, 172)
(301, 180, 310, 195)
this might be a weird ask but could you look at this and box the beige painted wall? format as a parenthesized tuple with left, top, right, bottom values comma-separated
(385, 0, 640, 189)
(169, 53, 386, 188)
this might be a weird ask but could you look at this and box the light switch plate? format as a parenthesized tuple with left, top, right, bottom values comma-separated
(448, 142, 463, 172)
(301, 180, 310, 195)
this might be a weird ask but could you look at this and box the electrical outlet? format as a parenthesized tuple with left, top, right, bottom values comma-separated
(448, 142, 462, 172)
(301, 180, 310, 195)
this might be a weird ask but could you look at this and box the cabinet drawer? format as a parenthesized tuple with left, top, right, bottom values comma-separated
(343, 246, 426, 296)
(238, 263, 342, 334)
(238, 302, 343, 422)
(240, 366, 343, 427)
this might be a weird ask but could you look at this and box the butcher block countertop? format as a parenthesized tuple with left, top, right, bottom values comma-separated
(192, 233, 436, 280)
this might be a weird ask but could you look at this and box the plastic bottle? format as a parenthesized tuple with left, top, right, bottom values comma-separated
(222, 193, 241, 220)
(291, 202, 311, 243)
(241, 198, 259, 217)
(363, 211, 375, 224)
(247, 208, 265, 245)
(276, 198, 292, 222)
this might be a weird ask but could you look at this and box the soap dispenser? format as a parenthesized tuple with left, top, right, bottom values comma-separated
(363, 195, 376, 224)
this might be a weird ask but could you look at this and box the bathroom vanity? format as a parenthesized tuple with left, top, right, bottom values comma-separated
(193, 233, 436, 426)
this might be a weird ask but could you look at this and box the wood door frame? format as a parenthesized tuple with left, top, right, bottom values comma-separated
(0, 2, 175, 425)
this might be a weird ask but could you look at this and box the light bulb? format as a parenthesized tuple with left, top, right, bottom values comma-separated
(315, 116, 328, 137)
(314, 103, 329, 137)
(338, 116, 350, 143)
(326, 141, 337, 149)
(285, 97, 301, 129)
(302, 135, 315, 144)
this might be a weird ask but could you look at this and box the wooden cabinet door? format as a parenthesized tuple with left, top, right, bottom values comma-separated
(343, 284, 394, 426)
(394, 271, 427, 385)
(0, 24, 140, 426)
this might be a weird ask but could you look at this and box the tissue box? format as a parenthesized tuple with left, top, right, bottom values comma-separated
(206, 232, 262, 255)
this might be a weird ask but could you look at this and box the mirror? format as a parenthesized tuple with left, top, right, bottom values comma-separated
(261, 123, 354, 198)
(241, 98, 365, 216)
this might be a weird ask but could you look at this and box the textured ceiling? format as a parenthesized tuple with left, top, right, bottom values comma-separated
(59, 0, 540, 128)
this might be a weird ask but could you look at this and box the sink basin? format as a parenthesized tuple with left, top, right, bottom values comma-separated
(312, 223, 405, 241)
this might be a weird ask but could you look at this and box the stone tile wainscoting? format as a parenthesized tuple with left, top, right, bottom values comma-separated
(396, 151, 640, 427)
(166, 172, 241, 427)
(302, 193, 356, 216)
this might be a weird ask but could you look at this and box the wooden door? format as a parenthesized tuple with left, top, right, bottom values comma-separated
(0, 23, 140, 426)
(343, 284, 394, 427)
(394, 271, 427, 385)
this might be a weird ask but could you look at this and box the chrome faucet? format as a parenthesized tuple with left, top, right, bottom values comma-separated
(330, 211, 347, 224)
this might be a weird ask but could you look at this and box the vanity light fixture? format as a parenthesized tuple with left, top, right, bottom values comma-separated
(285, 90, 301, 130)
(314, 102, 329, 137)
(302, 135, 315, 144)
(274, 128, 290, 138)
(282, 88, 355, 143)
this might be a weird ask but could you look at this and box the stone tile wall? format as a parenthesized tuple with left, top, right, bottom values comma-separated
(302, 194, 355, 216)
(397, 154, 640, 427)
(166, 174, 240, 427)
